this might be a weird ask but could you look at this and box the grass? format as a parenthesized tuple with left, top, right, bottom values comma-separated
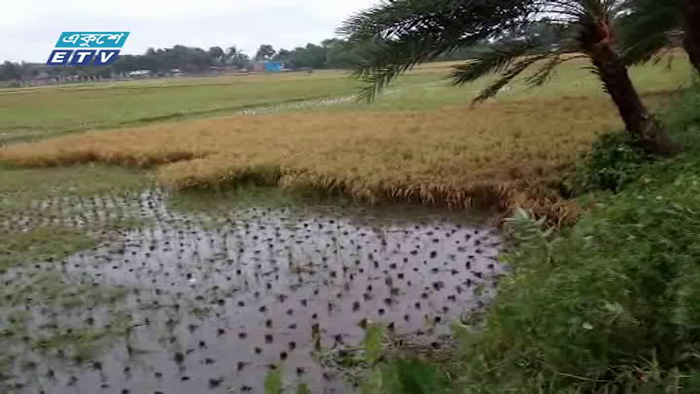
(167, 183, 347, 214)
(0, 227, 96, 273)
(327, 56, 692, 112)
(0, 71, 363, 143)
(264, 367, 283, 394)
(0, 271, 131, 370)
(0, 164, 151, 272)
(0, 163, 149, 212)
(29, 307, 131, 363)
(0, 163, 148, 196)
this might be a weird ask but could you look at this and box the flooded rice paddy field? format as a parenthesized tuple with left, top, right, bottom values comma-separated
(0, 189, 503, 393)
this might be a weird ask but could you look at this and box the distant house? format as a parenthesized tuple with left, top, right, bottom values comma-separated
(128, 70, 151, 78)
(252, 61, 284, 73)
(26, 72, 54, 86)
(252, 62, 266, 72)
(264, 62, 283, 72)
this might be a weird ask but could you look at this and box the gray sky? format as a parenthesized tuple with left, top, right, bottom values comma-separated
(1, 0, 379, 63)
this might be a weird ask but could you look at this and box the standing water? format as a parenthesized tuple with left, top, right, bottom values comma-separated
(0, 189, 502, 393)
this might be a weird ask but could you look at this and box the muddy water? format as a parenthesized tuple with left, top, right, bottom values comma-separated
(0, 190, 502, 393)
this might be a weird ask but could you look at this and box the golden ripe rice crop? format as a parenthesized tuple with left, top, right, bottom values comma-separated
(0, 93, 670, 215)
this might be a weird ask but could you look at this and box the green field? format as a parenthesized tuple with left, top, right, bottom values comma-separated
(0, 71, 359, 143)
(0, 58, 692, 144)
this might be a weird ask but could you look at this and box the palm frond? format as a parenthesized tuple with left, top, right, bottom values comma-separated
(347, 36, 436, 102)
(342, 0, 674, 103)
(616, 0, 684, 65)
(339, 0, 537, 101)
(478, 55, 552, 102)
(526, 53, 564, 87)
(450, 39, 554, 103)
(451, 39, 542, 86)
(526, 46, 586, 87)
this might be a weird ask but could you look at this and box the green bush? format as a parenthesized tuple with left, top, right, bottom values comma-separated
(447, 86, 700, 393)
(362, 358, 450, 394)
(568, 131, 650, 194)
(568, 85, 700, 196)
(458, 163, 700, 391)
(664, 84, 700, 148)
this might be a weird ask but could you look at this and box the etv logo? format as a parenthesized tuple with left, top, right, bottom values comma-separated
(46, 32, 130, 66)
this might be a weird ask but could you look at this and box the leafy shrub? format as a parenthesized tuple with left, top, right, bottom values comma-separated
(353, 324, 451, 394)
(568, 131, 650, 194)
(567, 85, 700, 196)
(362, 358, 450, 394)
(439, 87, 700, 393)
(454, 154, 700, 392)
(664, 84, 700, 148)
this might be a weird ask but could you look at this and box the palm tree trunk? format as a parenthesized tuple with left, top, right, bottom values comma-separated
(590, 44, 677, 155)
(685, 0, 700, 73)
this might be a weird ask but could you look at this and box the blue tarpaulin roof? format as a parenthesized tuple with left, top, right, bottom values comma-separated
(265, 62, 283, 72)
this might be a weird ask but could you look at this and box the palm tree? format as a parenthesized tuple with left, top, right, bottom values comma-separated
(340, 0, 677, 155)
(618, 0, 700, 73)
(227, 46, 240, 61)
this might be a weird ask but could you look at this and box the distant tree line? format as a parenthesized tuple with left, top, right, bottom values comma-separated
(0, 40, 353, 84)
(0, 23, 577, 85)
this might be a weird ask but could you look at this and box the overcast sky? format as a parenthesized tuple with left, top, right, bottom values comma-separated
(1, 0, 379, 63)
